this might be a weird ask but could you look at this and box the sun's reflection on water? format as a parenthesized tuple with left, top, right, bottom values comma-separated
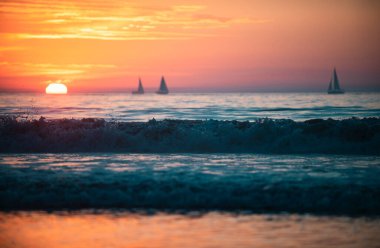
(0, 212, 379, 248)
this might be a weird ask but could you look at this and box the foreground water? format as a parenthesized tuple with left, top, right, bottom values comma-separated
(0, 92, 379, 121)
(1, 92, 379, 247)
(1, 212, 379, 248)
(1, 154, 379, 215)
(1, 153, 379, 246)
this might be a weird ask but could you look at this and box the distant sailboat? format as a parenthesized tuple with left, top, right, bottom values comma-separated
(156, 76, 169, 94)
(328, 68, 344, 94)
(132, 78, 144, 94)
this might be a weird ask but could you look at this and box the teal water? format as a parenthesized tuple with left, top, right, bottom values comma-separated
(1, 154, 379, 214)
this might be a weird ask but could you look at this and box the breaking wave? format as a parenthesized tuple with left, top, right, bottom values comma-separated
(0, 116, 379, 154)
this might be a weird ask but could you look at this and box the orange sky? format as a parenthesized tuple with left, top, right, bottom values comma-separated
(0, 0, 379, 92)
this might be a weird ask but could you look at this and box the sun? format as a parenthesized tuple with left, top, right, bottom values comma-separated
(45, 83, 68, 94)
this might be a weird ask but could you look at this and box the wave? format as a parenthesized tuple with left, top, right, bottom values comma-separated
(0, 116, 379, 154)
(1, 159, 379, 215)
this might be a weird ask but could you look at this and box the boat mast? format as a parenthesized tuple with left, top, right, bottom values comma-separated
(328, 78, 333, 91)
(160, 76, 168, 92)
(138, 78, 144, 92)
(333, 68, 341, 90)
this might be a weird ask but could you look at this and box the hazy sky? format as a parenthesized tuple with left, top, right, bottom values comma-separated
(0, 0, 379, 92)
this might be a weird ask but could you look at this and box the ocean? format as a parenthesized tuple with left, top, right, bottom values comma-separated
(0, 92, 380, 247)
(1, 92, 379, 121)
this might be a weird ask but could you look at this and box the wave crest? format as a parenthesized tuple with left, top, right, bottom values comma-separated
(1, 116, 379, 154)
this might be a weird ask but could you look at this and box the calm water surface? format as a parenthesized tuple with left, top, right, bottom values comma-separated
(1, 92, 379, 121)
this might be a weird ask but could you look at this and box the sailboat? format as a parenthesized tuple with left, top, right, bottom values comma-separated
(156, 76, 169, 94)
(132, 78, 144, 94)
(328, 68, 344, 94)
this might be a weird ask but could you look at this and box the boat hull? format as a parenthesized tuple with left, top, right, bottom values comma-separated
(156, 91, 168, 94)
(328, 91, 344, 94)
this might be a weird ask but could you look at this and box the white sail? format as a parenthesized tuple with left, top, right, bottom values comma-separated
(156, 76, 169, 94)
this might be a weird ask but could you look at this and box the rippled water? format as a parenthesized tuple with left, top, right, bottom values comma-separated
(1, 92, 379, 121)
(1, 154, 379, 214)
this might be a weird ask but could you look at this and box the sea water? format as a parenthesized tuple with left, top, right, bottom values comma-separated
(1, 92, 379, 121)
(0, 153, 380, 247)
(1, 153, 379, 214)
(1, 92, 380, 247)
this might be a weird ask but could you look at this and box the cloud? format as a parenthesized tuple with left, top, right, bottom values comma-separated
(44, 79, 72, 85)
(0, 46, 26, 54)
(0, 62, 117, 77)
(0, 1, 271, 41)
(8, 31, 213, 41)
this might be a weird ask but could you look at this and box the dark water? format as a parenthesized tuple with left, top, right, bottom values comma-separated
(1, 154, 379, 215)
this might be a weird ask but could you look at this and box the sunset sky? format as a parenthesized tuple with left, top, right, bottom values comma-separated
(0, 0, 379, 92)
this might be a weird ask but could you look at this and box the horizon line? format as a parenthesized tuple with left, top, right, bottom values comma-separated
(1, 88, 380, 94)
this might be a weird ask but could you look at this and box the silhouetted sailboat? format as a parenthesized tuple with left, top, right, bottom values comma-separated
(328, 68, 344, 94)
(132, 78, 144, 94)
(156, 76, 169, 94)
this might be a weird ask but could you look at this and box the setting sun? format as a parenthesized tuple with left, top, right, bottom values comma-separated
(45, 83, 68, 94)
